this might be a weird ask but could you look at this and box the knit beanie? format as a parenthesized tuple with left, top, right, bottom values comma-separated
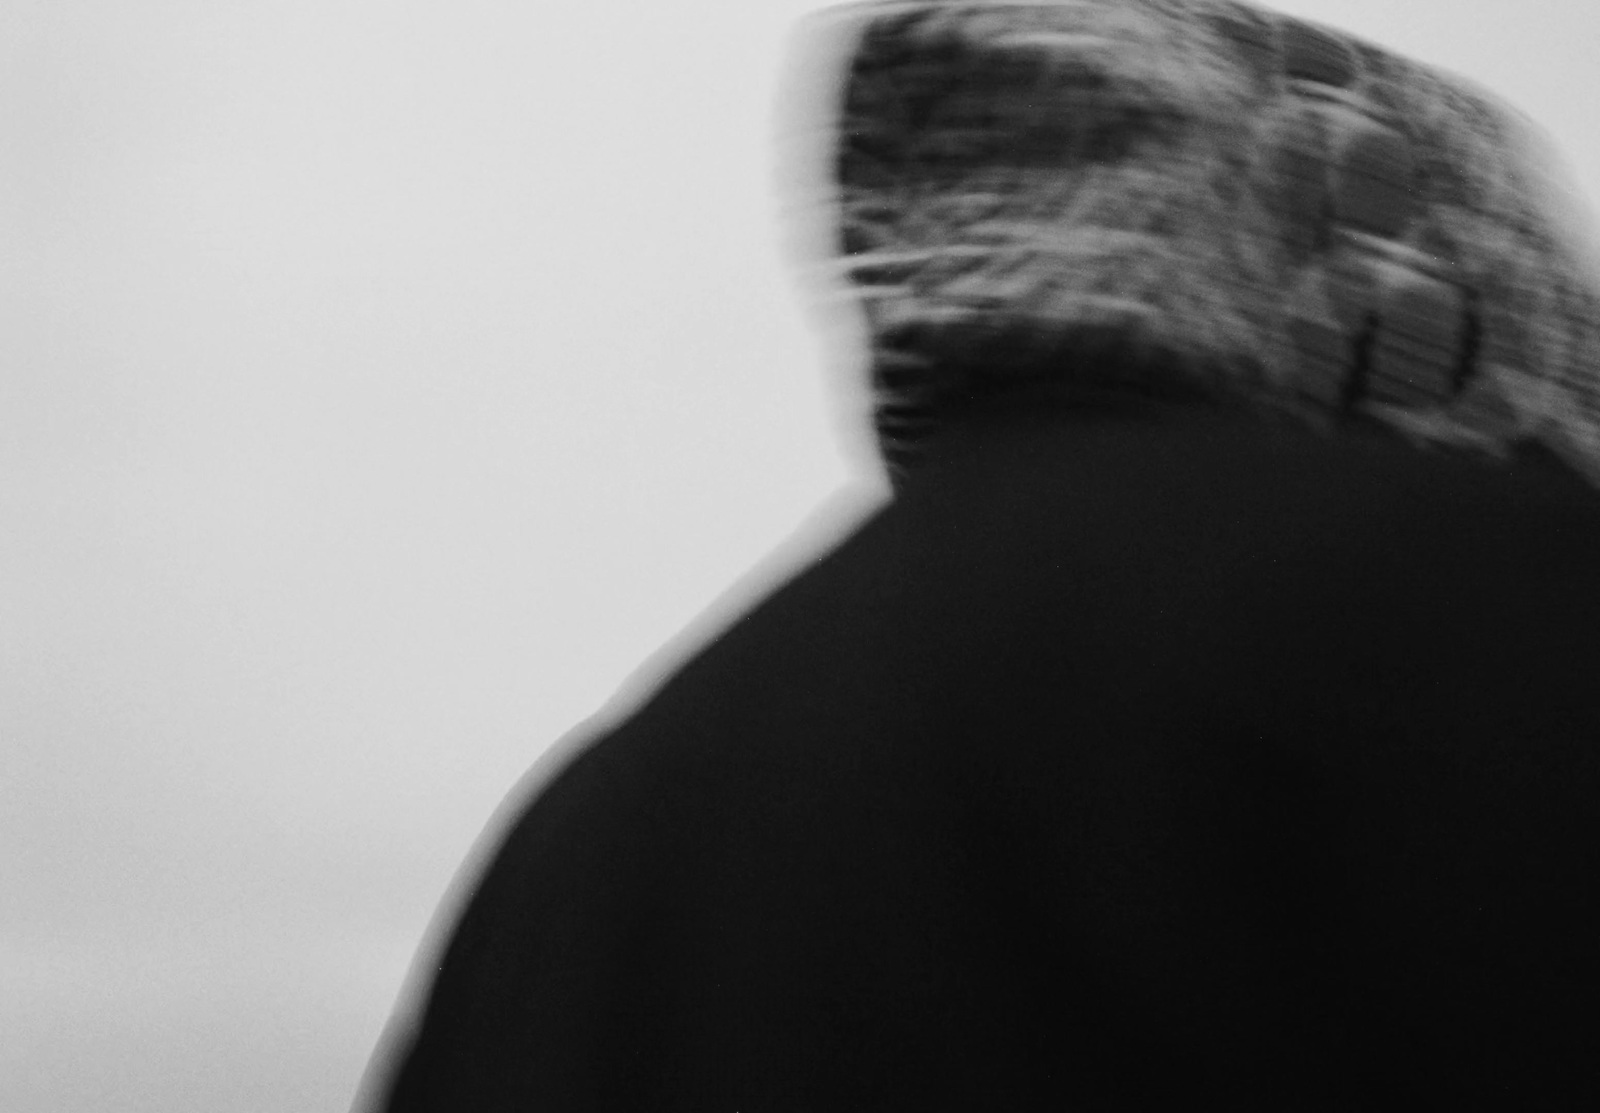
(800, 0, 1600, 484)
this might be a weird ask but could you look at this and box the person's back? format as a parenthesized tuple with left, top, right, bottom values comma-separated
(361, 2, 1600, 1107)
(371, 393, 1600, 1109)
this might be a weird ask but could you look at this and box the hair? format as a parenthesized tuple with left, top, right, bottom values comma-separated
(806, 0, 1600, 486)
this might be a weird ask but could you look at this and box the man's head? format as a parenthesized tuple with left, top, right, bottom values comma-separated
(813, 0, 1600, 484)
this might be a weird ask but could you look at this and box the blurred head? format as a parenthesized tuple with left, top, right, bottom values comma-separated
(792, 0, 1600, 485)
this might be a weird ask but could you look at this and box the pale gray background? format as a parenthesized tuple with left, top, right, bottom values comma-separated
(4, 2, 1597, 1110)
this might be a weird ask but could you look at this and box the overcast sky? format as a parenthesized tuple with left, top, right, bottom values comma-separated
(4, 2, 1598, 1111)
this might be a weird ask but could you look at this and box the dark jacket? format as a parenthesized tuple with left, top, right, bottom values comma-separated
(371, 397, 1600, 1110)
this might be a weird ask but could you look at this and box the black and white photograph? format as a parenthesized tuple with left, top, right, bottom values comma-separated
(5, 2, 1600, 1110)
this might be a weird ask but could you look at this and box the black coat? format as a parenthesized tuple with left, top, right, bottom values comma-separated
(369, 397, 1600, 1110)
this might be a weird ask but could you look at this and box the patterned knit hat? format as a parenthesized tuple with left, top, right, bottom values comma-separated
(809, 0, 1600, 484)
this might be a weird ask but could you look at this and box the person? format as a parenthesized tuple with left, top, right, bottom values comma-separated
(357, 2, 1600, 1108)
